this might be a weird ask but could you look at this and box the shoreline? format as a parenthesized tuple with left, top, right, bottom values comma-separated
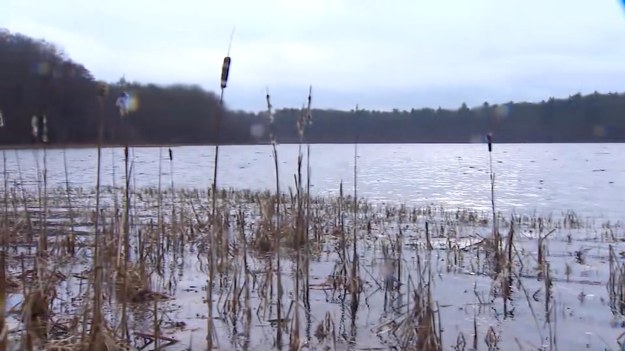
(1, 140, 625, 150)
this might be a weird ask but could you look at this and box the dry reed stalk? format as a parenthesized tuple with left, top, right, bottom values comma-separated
(291, 162, 302, 348)
(14, 150, 33, 243)
(608, 245, 617, 313)
(41, 129, 48, 255)
(303, 87, 313, 312)
(206, 50, 232, 350)
(396, 226, 403, 291)
(237, 208, 252, 348)
(0, 250, 6, 351)
(89, 82, 107, 345)
(169, 148, 175, 228)
(425, 221, 433, 250)
(537, 228, 555, 279)
(606, 244, 625, 318)
(502, 219, 514, 318)
(486, 133, 502, 275)
(543, 261, 554, 350)
(153, 295, 160, 350)
(111, 148, 119, 227)
(0, 113, 5, 351)
(266, 90, 284, 348)
(120, 80, 132, 342)
(392, 262, 442, 351)
(62, 150, 76, 256)
(291, 88, 312, 350)
(2, 149, 7, 229)
(157, 147, 164, 274)
(31, 150, 42, 255)
(350, 111, 360, 320)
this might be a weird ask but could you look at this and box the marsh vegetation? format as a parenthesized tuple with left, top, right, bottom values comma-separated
(0, 144, 624, 351)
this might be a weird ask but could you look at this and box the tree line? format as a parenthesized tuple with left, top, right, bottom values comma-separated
(1, 29, 624, 146)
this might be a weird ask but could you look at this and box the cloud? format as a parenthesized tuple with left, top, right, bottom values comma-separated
(5, 0, 625, 111)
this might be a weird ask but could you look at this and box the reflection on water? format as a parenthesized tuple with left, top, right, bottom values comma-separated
(1, 143, 623, 219)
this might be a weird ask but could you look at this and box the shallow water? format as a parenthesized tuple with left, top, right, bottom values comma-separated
(2, 143, 625, 350)
(3, 188, 624, 350)
(2, 143, 624, 220)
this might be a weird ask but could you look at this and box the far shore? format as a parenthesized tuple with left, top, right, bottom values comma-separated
(1, 140, 624, 150)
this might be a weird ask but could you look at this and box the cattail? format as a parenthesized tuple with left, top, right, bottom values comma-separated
(221, 56, 231, 89)
(168, 148, 173, 161)
(0, 110, 4, 128)
(296, 87, 314, 140)
(265, 91, 276, 145)
(306, 86, 313, 124)
(487, 132, 493, 152)
(265, 90, 274, 123)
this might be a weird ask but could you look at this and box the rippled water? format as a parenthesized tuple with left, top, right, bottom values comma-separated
(2, 143, 624, 219)
(3, 143, 625, 350)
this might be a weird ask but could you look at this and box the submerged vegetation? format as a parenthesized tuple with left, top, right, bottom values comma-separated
(0, 183, 624, 350)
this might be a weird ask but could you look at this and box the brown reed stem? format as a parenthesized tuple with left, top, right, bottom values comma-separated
(32, 149, 42, 255)
(62, 150, 76, 247)
(0, 249, 6, 351)
(425, 221, 433, 250)
(503, 220, 514, 318)
(41, 145, 47, 254)
(207, 99, 221, 351)
(305, 143, 311, 309)
(90, 84, 106, 344)
(0, 148, 4, 351)
(350, 136, 359, 320)
(157, 147, 164, 273)
(207, 53, 231, 349)
(265, 90, 283, 348)
(2, 150, 6, 227)
(272, 141, 283, 349)
(14, 151, 32, 241)
(487, 134, 501, 274)
(111, 147, 119, 221)
(121, 126, 131, 341)
(304, 87, 312, 311)
(154, 296, 160, 350)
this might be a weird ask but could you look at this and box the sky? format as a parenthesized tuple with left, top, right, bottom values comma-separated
(3, 0, 625, 112)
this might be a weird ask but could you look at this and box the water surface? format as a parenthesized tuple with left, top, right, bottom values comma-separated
(2, 143, 623, 219)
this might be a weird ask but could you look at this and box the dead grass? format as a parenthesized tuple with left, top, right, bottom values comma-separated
(0, 179, 621, 350)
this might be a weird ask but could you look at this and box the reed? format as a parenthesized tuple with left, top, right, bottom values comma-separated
(265, 89, 285, 348)
(486, 133, 502, 275)
(206, 50, 232, 350)
(88, 81, 107, 349)
(350, 123, 360, 324)
(0, 177, 619, 350)
(118, 78, 132, 342)
(168, 148, 176, 229)
(0, 120, 5, 349)
(608, 245, 625, 316)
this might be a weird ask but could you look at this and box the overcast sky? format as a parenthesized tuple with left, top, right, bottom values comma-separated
(3, 0, 625, 111)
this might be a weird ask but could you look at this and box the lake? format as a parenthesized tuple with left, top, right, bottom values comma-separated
(3, 142, 625, 351)
(2, 143, 623, 220)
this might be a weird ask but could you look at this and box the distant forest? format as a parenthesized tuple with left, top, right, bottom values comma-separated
(1, 29, 624, 146)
